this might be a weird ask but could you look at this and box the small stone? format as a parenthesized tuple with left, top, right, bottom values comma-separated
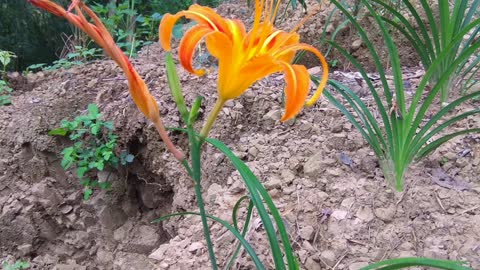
(341, 197, 355, 209)
(316, 191, 329, 201)
(31, 181, 61, 208)
(374, 206, 396, 222)
(304, 153, 327, 177)
(356, 206, 374, 222)
(455, 158, 468, 168)
(320, 250, 336, 266)
(351, 39, 363, 51)
(331, 122, 343, 133)
(97, 170, 118, 183)
(59, 204, 73, 215)
(149, 245, 168, 261)
(297, 250, 308, 263)
(299, 225, 315, 241)
(87, 78, 98, 88)
(263, 109, 282, 121)
(99, 205, 127, 231)
(207, 183, 223, 204)
(128, 225, 160, 253)
(17, 244, 33, 256)
(53, 263, 86, 270)
(283, 185, 296, 195)
(305, 257, 321, 270)
(96, 248, 114, 265)
(113, 252, 151, 270)
(188, 242, 204, 254)
(302, 240, 315, 252)
(349, 261, 369, 270)
(331, 210, 348, 220)
(326, 168, 342, 176)
(280, 169, 296, 185)
(248, 146, 259, 157)
(264, 177, 282, 190)
(269, 188, 280, 198)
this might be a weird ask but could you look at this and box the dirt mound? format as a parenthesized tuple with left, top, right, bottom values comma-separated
(1, 1, 479, 270)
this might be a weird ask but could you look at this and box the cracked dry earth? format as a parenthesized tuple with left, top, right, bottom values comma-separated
(1, 2, 480, 270)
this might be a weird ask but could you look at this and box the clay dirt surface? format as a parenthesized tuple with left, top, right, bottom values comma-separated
(1, 1, 479, 269)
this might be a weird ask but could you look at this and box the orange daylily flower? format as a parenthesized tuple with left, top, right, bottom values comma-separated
(159, 0, 328, 121)
(29, 0, 184, 160)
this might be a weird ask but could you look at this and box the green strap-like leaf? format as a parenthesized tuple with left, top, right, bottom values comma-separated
(360, 257, 472, 270)
(416, 128, 480, 160)
(326, 41, 394, 158)
(226, 196, 254, 270)
(206, 138, 298, 270)
(325, 80, 386, 156)
(407, 91, 480, 162)
(152, 212, 265, 270)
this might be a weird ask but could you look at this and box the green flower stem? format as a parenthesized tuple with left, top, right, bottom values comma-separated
(188, 123, 218, 269)
(200, 98, 226, 140)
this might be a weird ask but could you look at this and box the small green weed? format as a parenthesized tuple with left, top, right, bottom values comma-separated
(0, 80, 13, 106)
(2, 260, 29, 270)
(49, 103, 133, 200)
(25, 45, 102, 72)
(0, 50, 15, 106)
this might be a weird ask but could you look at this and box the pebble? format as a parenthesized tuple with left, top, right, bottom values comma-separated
(281, 169, 296, 184)
(351, 39, 363, 51)
(374, 206, 396, 222)
(320, 250, 336, 266)
(305, 257, 321, 270)
(349, 261, 369, 270)
(356, 206, 374, 222)
(299, 225, 315, 241)
(331, 210, 348, 220)
(59, 204, 73, 215)
(264, 177, 282, 190)
(248, 146, 259, 157)
(326, 168, 342, 176)
(188, 242, 204, 254)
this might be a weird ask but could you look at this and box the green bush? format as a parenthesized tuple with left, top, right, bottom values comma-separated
(374, 0, 480, 104)
(49, 104, 134, 200)
(320, 0, 480, 190)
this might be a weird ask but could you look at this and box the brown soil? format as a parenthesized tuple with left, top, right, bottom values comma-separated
(1, 1, 479, 270)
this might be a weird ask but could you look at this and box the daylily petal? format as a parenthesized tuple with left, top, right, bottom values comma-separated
(179, 25, 214, 76)
(28, 0, 65, 17)
(275, 43, 329, 106)
(187, 5, 228, 32)
(205, 31, 233, 62)
(279, 63, 310, 121)
(225, 19, 246, 45)
(218, 55, 281, 100)
(159, 13, 183, 51)
(159, 4, 230, 52)
(124, 63, 159, 120)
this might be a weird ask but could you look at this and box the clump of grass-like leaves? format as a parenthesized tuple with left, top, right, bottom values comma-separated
(373, 0, 480, 104)
(319, 0, 480, 190)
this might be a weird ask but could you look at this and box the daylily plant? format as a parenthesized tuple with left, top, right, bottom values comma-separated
(29, 1, 329, 269)
(28, 0, 184, 160)
(159, 0, 329, 137)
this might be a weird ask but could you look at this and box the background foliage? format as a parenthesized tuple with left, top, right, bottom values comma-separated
(0, 0, 72, 71)
(0, 0, 222, 71)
